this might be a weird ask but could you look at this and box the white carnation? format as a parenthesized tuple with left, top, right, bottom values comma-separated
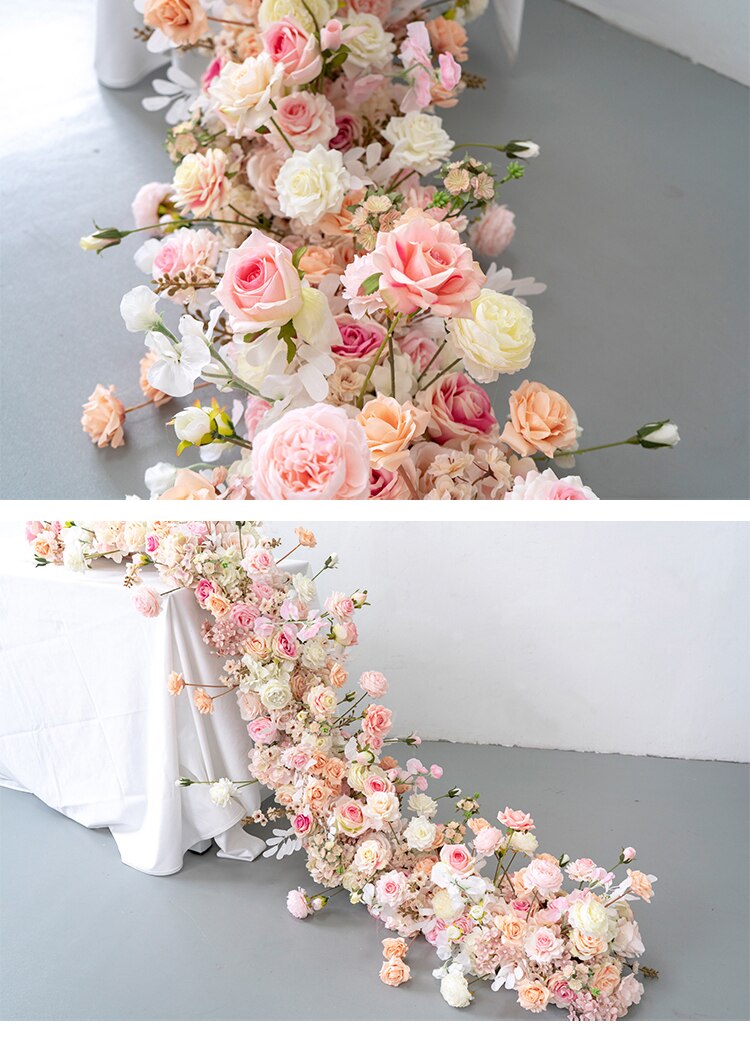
(276, 145, 352, 227)
(383, 112, 455, 176)
(292, 572, 315, 603)
(209, 778, 234, 807)
(446, 288, 536, 382)
(344, 13, 395, 71)
(440, 966, 473, 1008)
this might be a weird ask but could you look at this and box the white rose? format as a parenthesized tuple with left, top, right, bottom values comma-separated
(145, 461, 178, 497)
(509, 140, 540, 159)
(447, 289, 536, 382)
(639, 421, 680, 447)
(294, 286, 339, 351)
(292, 572, 315, 602)
(383, 112, 455, 176)
(259, 677, 293, 711)
(209, 778, 234, 807)
(353, 836, 390, 874)
(404, 816, 438, 852)
(276, 145, 351, 227)
(366, 791, 400, 823)
(257, 0, 337, 33)
(344, 13, 395, 71)
(407, 793, 438, 818)
(301, 639, 327, 670)
(173, 406, 212, 444)
(568, 894, 610, 938)
(613, 918, 644, 958)
(509, 830, 538, 855)
(120, 286, 160, 332)
(209, 54, 283, 137)
(440, 966, 472, 1009)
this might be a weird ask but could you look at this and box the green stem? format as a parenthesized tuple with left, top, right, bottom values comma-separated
(419, 357, 461, 391)
(532, 436, 638, 463)
(356, 314, 401, 409)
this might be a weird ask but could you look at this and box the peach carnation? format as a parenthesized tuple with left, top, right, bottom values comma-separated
(427, 16, 469, 61)
(81, 384, 126, 449)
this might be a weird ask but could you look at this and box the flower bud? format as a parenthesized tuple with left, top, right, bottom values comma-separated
(635, 420, 680, 448)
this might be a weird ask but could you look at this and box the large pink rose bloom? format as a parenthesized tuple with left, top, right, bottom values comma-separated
(333, 316, 387, 361)
(370, 217, 484, 318)
(251, 404, 371, 500)
(215, 230, 302, 332)
(420, 372, 498, 444)
(262, 18, 322, 86)
(131, 181, 173, 230)
(505, 469, 598, 501)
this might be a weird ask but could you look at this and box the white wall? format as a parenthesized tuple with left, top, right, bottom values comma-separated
(273, 521, 749, 762)
(561, 0, 750, 86)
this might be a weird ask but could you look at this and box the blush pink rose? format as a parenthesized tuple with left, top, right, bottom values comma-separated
(498, 807, 535, 831)
(370, 467, 412, 499)
(501, 380, 579, 458)
(473, 826, 503, 856)
(332, 316, 387, 362)
(329, 111, 361, 151)
(272, 624, 299, 660)
(369, 217, 484, 318)
(505, 469, 598, 501)
(286, 888, 310, 918)
(350, 0, 392, 19)
(231, 602, 260, 628)
(133, 585, 162, 617)
(215, 230, 302, 333)
(195, 579, 216, 603)
(247, 717, 280, 744)
(152, 228, 219, 289)
(268, 92, 337, 152)
(440, 844, 472, 874)
(360, 671, 388, 697)
(525, 858, 564, 895)
(262, 18, 322, 86)
(420, 372, 498, 444)
(246, 146, 286, 218)
(244, 395, 272, 439)
(251, 404, 371, 500)
(363, 703, 392, 737)
(469, 203, 516, 257)
(131, 181, 173, 230)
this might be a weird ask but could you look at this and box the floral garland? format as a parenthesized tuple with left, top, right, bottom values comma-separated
(29, 519, 657, 1018)
(79, 0, 679, 499)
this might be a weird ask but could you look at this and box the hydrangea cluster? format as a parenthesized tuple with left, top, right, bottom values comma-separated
(78, 1, 678, 498)
(29, 519, 657, 1018)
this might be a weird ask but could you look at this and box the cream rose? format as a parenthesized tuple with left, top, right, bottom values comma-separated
(404, 816, 437, 852)
(276, 145, 352, 227)
(172, 149, 229, 218)
(568, 894, 610, 938)
(344, 13, 395, 71)
(447, 289, 536, 382)
(258, 0, 338, 33)
(383, 112, 455, 176)
(209, 54, 283, 137)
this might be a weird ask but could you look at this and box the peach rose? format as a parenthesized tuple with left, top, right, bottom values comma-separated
(143, 0, 208, 46)
(81, 384, 126, 449)
(193, 688, 214, 714)
(501, 380, 579, 459)
(627, 869, 655, 902)
(167, 671, 185, 695)
(367, 217, 484, 319)
(158, 469, 218, 500)
(205, 592, 231, 617)
(358, 395, 430, 471)
(496, 914, 526, 947)
(590, 961, 621, 997)
(382, 937, 408, 960)
(329, 662, 348, 688)
(570, 929, 608, 961)
(251, 404, 370, 500)
(379, 957, 410, 986)
(517, 980, 550, 1013)
(172, 148, 228, 219)
(285, 241, 342, 286)
(215, 230, 302, 333)
(427, 16, 468, 61)
(295, 526, 316, 547)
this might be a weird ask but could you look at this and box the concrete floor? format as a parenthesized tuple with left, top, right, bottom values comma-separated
(1, 741, 748, 1020)
(1, 0, 748, 499)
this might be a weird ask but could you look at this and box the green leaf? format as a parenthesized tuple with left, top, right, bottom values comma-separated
(361, 271, 381, 295)
(291, 245, 308, 270)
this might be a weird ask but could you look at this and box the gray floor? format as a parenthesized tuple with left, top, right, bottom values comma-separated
(1, 741, 748, 1020)
(1, 1, 748, 499)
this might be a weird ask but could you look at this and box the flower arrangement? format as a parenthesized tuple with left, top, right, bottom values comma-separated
(80, 0, 678, 499)
(28, 518, 657, 1018)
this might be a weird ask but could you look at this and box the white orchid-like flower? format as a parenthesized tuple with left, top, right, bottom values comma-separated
(146, 308, 221, 397)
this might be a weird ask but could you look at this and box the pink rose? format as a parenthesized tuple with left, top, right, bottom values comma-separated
(133, 585, 162, 617)
(367, 217, 484, 318)
(215, 230, 302, 333)
(397, 330, 442, 372)
(247, 717, 280, 744)
(195, 579, 216, 603)
(286, 888, 310, 919)
(370, 468, 411, 499)
(440, 844, 472, 874)
(268, 92, 337, 152)
(622, 847, 637, 862)
(360, 671, 388, 697)
(201, 55, 225, 91)
(246, 547, 274, 572)
(506, 469, 598, 501)
(245, 146, 286, 218)
(251, 404, 370, 500)
(332, 316, 387, 362)
(244, 395, 272, 439)
(329, 111, 361, 151)
(292, 812, 312, 837)
(420, 372, 498, 445)
(375, 870, 408, 907)
(325, 592, 355, 620)
(498, 807, 534, 831)
(350, 0, 392, 19)
(145, 534, 159, 554)
(363, 703, 392, 737)
(131, 181, 173, 230)
(474, 826, 503, 856)
(334, 797, 368, 836)
(262, 19, 322, 86)
(272, 624, 299, 660)
(469, 203, 516, 257)
(525, 858, 564, 895)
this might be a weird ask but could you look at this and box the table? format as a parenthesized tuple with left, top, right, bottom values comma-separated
(0, 555, 308, 875)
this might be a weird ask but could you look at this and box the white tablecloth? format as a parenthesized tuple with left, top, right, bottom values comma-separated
(0, 556, 305, 875)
